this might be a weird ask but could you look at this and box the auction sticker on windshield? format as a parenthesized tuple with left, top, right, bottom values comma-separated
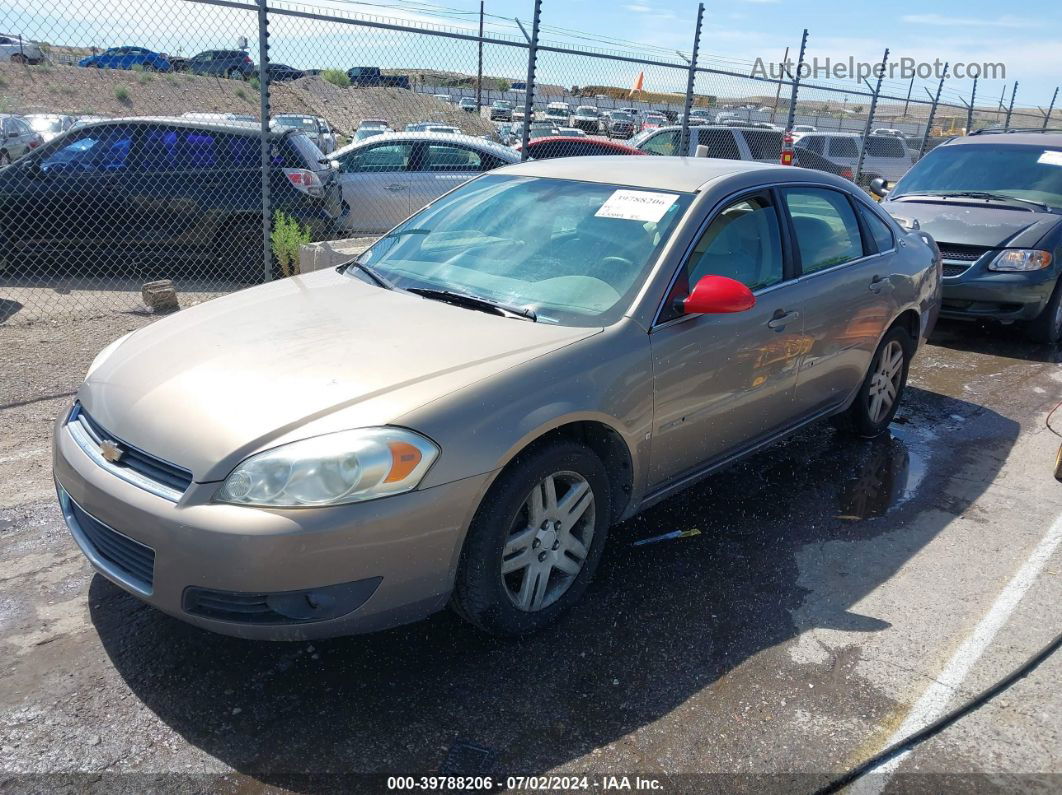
(1037, 150, 1062, 167)
(595, 189, 679, 222)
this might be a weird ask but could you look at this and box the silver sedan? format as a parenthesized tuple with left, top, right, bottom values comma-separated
(330, 131, 520, 233)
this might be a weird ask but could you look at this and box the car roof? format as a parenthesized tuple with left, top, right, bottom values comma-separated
(333, 130, 520, 159)
(63, 115, 293, 137)
(943, 132, 1062, 148)
(495, 155, 810, 192)
(521, 136, 645, 152)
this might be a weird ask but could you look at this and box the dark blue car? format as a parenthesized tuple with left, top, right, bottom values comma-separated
(79, 47, 171, 72)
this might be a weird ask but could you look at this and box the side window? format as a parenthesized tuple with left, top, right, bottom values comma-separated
(640, 130, 679, 156)
(857, 203, 895, 252)
(740, 130, 782, 160)
(696, 128, 740, 159)
(40, 127, 134, 173)
(419, 144, 483, 172)
(866, 136, 906, 158)
(799, 136, 824, 155)
(783, 188, 864, 274)
(339, 143, 413, 173)
(680, 194, 785, 300)
(828, 137, 859, 159)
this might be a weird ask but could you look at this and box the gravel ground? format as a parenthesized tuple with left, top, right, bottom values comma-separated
(1, 311, 1060, 793)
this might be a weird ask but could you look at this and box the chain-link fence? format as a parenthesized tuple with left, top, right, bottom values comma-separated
(0, 0, 1059, 324)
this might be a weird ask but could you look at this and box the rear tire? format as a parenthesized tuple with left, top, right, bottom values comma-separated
(227, 68, 244, 81)
(832, 326, 914, 438)
(1025, 279, 1062, 344)
(0, 151, 10, 166)
(452, 440, 612, 637)
(10, 53, 27, 65)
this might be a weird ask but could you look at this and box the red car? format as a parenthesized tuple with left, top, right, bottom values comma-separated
(518, 136, 648, 159)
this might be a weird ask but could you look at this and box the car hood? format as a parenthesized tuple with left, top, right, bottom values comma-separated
(881, 198, 1061, 248)
(79, 269, 599, 482)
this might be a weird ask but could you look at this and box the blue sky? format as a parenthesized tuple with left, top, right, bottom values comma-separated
(2, 0, 1059, 113)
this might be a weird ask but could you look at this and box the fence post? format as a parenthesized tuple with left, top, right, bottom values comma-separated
(966, 77, 977, 134)
(784, 29, 809, 134)
(1004, 81, 1018, 128)
(518, 0, 541, 160)
(475, 0, 484, 108)
(854, 48, 888, 185)
(1043, 87, 1058, 130)
(918, 62, 948, 159)
(257, 0, 273, 282)
(680, 2, 704, 155)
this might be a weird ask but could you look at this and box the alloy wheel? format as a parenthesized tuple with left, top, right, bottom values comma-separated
(500, 471, 595, 612)
(867, 340, 904, 423)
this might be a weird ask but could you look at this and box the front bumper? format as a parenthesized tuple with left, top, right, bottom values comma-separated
(940, 264, 1058, 322)
(53, 409, 492, 640)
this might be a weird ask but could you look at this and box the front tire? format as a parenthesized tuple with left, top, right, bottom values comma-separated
(452, 440, 612, 637)
(833, 326, 914, 438)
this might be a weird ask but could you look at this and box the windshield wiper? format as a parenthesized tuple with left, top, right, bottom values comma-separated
(892, 191, 1051, 212)
(408, 287, 537, 321)
(381, 228, 431, 240)
(342, 261, 398, 290)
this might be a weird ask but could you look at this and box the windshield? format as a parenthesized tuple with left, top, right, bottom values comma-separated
(347, 174, 693, 326)
(493, 101, 512, 109)
(611, 112, 632, 121)
(891, 144, 1062, 210)
(275, 116, 317, 132)
(575, 107, 597, 116)
(28, 117, 63, 133)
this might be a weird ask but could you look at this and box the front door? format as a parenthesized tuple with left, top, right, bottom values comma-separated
(648, 190, 809, 488)
(406, 141, 487, 216)
(334, 140, 413, 233)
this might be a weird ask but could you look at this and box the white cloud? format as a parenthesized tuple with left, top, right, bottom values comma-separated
(624, 4, 652, 11)
(900, 14, 1035, 29)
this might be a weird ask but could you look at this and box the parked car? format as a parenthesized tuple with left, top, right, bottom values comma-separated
(793, 125, 817, 134)
(272, 114, 337, 154)
(571, 105, 601, 133)
(877, 130, 1062, 342)
(640, 113, 667, 132)
(23, 114, 76, 144)
(873, 128, 905, 138)
(0, 33, 44, 64)
(556, 127, 587, 138)
(542, 102, 571, 125)
(519, 136, 648, 159)
(261, 63, 305, 81)
(489, 100, 514, 121)
(433, 94, 452, 104)
(604, 110, 636, 139)
(78, 46, 171, 72)
(180, 49, 255, 80)
(353, 119, 391, 143)
(795, 131, 911, 184)
(526, 122, 560, 140)
(0, 114, 43, 163)
(0, 117, 344, 276)
(346, 66, 410, 89)
(458, 97, 478, 113)
(329, 131, 519, 233)
(52, 157, 940, 639)
(181, 112, 256, 123)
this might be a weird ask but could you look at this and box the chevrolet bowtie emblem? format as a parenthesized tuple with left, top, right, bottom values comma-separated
(99, 439, 123, 463)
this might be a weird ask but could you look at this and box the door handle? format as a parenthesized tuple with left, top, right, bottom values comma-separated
(384, 183, 407, 192)
(869, 274, 890, 293)
(767, 310, 800, 330)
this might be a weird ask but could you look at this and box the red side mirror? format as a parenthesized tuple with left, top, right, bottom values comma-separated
(681, 274, 756, 315)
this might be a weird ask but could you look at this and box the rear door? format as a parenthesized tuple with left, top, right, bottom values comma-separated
(864, 135, 911, 181)
(333, 140, 412, 233)
(826, 136, 860, 170)
(780, 186, 895, 415)
(406, 141, 495, 214)
(694, 127, 741, 158)
(648, 190, 809, 488)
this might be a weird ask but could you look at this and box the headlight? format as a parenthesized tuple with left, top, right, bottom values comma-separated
(86, 332, 133, 379)
(216, 427, 439, 507)
(988, 249, 1053, 272)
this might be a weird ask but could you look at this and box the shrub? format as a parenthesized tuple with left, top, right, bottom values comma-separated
(235, 87, 247, 101)
(271, 211, 313, 277)
(137, 71, 152, 85)
(321, 68, 350, 88)
(114, 85, 130, 103)
(249, 75, 260, 91)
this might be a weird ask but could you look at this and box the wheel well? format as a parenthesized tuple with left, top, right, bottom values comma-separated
(516, 421, 634, 523)
(891, 308, 920, 342)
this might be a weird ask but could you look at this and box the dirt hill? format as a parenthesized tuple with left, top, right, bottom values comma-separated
(0, 62, 496, 138)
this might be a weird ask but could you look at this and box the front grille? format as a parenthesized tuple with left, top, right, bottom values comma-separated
(70, 404, 193, 497)
(69, 498, 155, 592)
(942, 263, 970, 278)
(937, 243, 992, 262)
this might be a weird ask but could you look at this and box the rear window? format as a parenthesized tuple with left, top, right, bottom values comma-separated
(281, 133, 326, 168)
(828, 137, 860, 159)
(697, 128, 739, 159)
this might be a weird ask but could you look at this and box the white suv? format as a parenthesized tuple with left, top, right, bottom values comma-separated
(0, 34, 43, 64)
(631, 124, 782, 162)
(795, 131, 911, 183)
